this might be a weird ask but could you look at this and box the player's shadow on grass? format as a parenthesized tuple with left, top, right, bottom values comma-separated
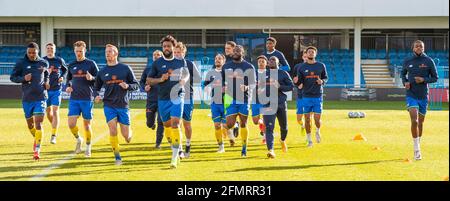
(0, 165, 160, 180)
(0, 157, 180, 180)
(0, 140, 307, 180)
(0, 142, 225, 164)
(0, 147, 258, 180)
(179, 156, 259, 164)
(221, 159, 404, 172)
(0, 149, 76, 163)
(59, 157, 173, 168)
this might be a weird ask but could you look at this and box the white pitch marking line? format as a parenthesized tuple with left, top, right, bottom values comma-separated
(29, 133, 107, 181)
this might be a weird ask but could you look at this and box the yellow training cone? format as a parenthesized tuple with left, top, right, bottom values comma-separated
(353, 134, 367, 141)
(404, 158, 412, 163)
(373, 146, 381, 151)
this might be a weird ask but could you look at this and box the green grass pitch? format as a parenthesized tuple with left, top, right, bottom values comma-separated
(0, 99, 448, 181)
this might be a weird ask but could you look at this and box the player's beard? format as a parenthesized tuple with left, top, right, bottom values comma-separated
(414, 50, 423, 56)
(163, 50, 173, 59)
(28, 55, 37, 61)
(215, 66, 222, 72)
(232, 54, 242, 61)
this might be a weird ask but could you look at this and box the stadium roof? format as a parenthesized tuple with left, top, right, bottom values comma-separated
(0, 0, 448, 17)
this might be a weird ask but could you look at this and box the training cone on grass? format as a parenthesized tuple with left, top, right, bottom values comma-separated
(444, 176, 449, 181)
(353, 134, 367, 141)
(404, 158, 412, 163)
(372, 146, 381, 151)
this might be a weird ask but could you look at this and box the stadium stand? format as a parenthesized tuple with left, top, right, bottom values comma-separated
(1, 46, 448, 87)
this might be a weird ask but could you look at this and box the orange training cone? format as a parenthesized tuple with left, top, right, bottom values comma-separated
(444, 176, 449, 181)
(353, 134, 367, 141)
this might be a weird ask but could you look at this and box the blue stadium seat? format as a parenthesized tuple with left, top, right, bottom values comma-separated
(194, 47, 204, 54)
(186, 56, 195, 61)
(440, 58, 448, 66)
(368, 49, 377, 59)
(341, 51, 350, 58)
(361, 49, 368, 59)
(129, 50, 138, 57)
(397, 52, 407, 59)
(148, 48, 158, 54)
(206, 48, 216, 54)
(206, 48, 216, 57)
(137, 51, 147, 57)
(389, 58, 398, 66)
(428, 50, 437, 58)
(186, 48, 195, 54)
(436, 50, 446, 59)
(119, 49, 128, 57)
(377, 50, 387, 59)
(388, 51, 398, 59)
(215, 48, 223, 54)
